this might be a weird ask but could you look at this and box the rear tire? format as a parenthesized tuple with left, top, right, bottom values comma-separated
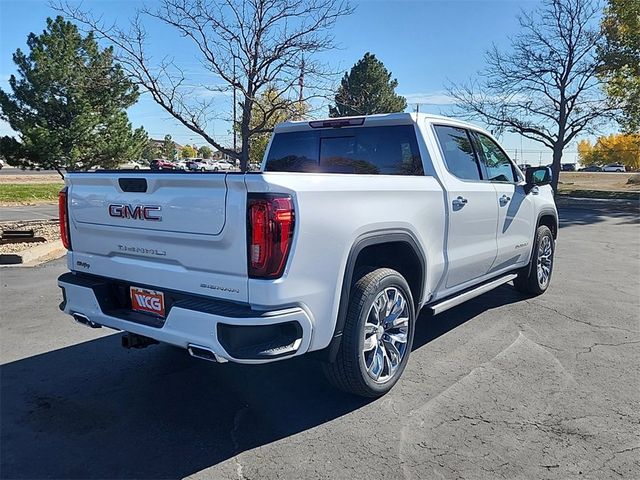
(322, 268, 415, 397)
(514, 225, 554, 296)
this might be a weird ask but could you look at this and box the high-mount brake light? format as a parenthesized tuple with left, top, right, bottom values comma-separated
(58, 187, 71, 250)
(308, 117, 365, 129)
(247, 194, 295, 279)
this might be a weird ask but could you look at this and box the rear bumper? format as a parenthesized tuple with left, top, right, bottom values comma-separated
(57, 273, 312, 364)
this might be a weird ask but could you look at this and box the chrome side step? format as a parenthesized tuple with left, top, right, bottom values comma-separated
(428, 273, 518, 315)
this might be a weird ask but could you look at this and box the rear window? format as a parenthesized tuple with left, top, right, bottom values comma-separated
(265, 125, 425, 175)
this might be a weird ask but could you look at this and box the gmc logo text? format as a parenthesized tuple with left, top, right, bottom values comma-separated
(108, 204, 162, 221)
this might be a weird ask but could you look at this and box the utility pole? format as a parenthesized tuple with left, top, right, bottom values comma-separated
(232, 56, 237, 155)
(295, 57, 304, 120)
(298, 57, 305, 105)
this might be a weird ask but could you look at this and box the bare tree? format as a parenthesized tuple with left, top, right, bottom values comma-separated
(447, 0, 616, 191)
(55, 0, 352, 171)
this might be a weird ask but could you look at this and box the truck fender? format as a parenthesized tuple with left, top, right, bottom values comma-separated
(319, 229, 427, 362)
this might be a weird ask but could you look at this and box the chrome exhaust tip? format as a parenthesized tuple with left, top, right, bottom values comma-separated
(187, 344, 227, 363)
(72, 313, 101, 329)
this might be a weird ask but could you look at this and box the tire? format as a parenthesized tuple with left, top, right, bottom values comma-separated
(201, 167, 206, 172)
(322, 268, 416, 397)
(514, 225, 555, 296)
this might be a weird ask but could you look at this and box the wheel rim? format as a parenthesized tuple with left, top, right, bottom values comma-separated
(537, 235, 553, 288)
(362, 287, 410, 384)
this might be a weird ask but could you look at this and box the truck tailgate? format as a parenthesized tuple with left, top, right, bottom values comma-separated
(65, 172, 249, 303)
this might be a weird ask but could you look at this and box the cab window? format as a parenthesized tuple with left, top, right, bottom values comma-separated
(433, 125, 482, 181)
(473, 132, 517, 183)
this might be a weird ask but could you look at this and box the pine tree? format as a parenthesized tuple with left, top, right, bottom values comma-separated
(329, 53, 407, 117)
(0, 16, 146, 172)
(162, 134, 176, 160)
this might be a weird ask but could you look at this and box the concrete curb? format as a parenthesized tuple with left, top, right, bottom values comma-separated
(0, 239, 65, 266)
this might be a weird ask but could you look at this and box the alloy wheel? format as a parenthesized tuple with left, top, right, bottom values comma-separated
(362, 287, 410, 384)
(537, 235, 553, 287)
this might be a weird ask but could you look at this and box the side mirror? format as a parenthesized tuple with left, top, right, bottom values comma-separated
(525, 166, 552, 193)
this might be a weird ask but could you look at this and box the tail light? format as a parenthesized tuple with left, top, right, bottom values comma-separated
(247, 194, 295, 279)
(58, 187, 71, 250)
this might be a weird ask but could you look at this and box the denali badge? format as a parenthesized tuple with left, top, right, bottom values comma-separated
(108, 204, 162, 221)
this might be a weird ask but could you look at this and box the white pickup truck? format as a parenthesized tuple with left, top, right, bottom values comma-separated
(58, 113, 557, 397)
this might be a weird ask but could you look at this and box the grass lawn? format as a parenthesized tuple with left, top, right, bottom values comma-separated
(0, 183, 63, 204)
(558, 172, 640, 191)
(557, 172, 640, 200)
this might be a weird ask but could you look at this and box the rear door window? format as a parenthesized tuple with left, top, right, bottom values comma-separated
(265, 125, 424, 175)
(433, 125, 482, 181)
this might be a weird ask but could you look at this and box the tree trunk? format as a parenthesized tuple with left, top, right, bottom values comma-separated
(239, 128, 250, 172)
(550, 144, 563, 194)
(239, 95, 253, 173)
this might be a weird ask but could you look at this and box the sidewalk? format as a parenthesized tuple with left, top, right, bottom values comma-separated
(0, 203, 58, 222)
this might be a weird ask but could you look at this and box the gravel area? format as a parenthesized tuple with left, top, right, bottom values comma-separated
(0, 173, 64, 184)
(0, 220, 60, 254)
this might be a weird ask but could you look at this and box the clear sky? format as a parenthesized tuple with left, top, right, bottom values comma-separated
(1, 0, 594, 164)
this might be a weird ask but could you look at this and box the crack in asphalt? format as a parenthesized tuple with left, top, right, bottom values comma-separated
(575, 340, 640, 359)
(529, 301, 639, 334)
(584, 445, 640, 478)
(230, 406, 249, 480)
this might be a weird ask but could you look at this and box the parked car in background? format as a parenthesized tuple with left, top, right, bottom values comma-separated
(118, 160, 148, 170)
(185, 158, 212, 171)
(602, 163, 626, 172)
(208, 159, 233, 171)
(174, 160, 189, 170)
(579, 165, 603, 172)
(518, 164, 532, 172)
(149, 159, 176, 170)
(561, 163, 576, 171)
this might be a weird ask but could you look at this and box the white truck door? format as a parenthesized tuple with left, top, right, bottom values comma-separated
(432, 125, 499, 289)
(472, 131, 536, 271)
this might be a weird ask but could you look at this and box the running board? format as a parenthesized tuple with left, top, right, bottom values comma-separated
(428, 273, 518, 315)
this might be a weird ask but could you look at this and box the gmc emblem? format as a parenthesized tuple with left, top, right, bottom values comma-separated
(108, 204, 162, 221)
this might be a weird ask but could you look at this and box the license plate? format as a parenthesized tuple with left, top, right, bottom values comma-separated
(130, 286, 165, 317)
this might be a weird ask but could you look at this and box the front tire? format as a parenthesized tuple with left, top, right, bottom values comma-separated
(322, 268, 415, 397)
(514, 225, 555, 296)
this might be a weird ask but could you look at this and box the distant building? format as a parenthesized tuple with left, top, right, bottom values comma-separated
(149, 138, 184, 160)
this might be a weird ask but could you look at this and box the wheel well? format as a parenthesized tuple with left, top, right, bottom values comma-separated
(538, 214, 558, 239)
(352, 241, 424, 307)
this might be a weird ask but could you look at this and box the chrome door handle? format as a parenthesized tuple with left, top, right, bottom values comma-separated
(499, 194, 511, 205)
(452, 196, 468, 208)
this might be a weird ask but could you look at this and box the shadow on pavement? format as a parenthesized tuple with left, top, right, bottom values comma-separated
(558, 204, 639, 228)
(1, 284, 526, 479)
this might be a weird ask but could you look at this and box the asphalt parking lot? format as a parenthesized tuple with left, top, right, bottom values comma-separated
(1, 206, 639, 479)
